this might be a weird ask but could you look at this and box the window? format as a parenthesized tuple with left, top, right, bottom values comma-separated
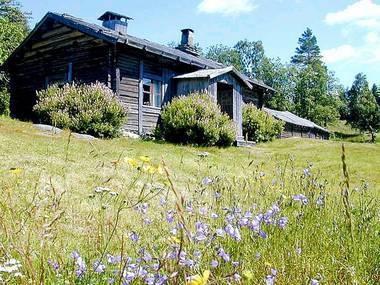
(142, 78, 162, 108)
(45, 63, 73, 88)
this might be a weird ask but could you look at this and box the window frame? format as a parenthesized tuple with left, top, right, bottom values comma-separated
(142, 77, 163, 108)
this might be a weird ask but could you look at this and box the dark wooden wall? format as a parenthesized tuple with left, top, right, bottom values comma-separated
(116, 46, 195, 134)
(8, 19, 110, 120)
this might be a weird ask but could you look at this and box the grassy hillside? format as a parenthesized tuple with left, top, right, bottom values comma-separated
(0, 117, 379, 284)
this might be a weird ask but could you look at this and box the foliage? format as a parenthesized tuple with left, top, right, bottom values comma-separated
(0, 0, 29, 116)
(291, 28, 322, 65)
(293, 61, 340, 126)
(234, 40, 265, 78)
(346, 74, 380, 143)
(242, 104, 284, 142)
(372, 83, 380, 106)
(159, 93, 236, 147)
(260, 57, 297, 111)
(205, 44, 243, 72)
(0, 117, 379, 284)
(33, 82, 127, 138)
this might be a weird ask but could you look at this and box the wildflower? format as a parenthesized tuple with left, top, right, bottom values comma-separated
(139, 156, 151, 163)
(130, 231, 139, 243)
(199, 207, 207, 216)
(48, 259, 59, 272)
(265, 268, 277, 285)
(106, 254, 121, 264)
(232, 261, 239, 267)
(295, 247, 302, 256)
(278, 217, 288, 229)
(9, 168, 23, 175)
(194, 221, 209, 242)
(210, 260, 218, 268)
(186, 270, 210, 285)
(210, 213, 218, 219)
(201, 177, 213, 186)
(311, 279, 319, 285)
(94, 186, 111, 193)
(197, 152, 209, 158)
(0, 259, 22, 274)
(292, 194, 308, 205)
(125, 157, 139, 168)
(243, 270, 254, 281)
(316, 195, 324, 206)
(93, 260, 106, 274)
(166, 210, 175, 223)
(215, 228, 225, 237)
(217, 248, 230, 262)
(224, 224, 241, 241)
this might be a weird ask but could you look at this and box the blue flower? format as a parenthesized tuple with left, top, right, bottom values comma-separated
(93, 260, 106, 274)
(293, 194, 309, 205)
(278, 217, 288, 229)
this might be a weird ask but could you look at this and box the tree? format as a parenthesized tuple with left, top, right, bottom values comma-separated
(0, 0, 29, 115)
(205, 44, 243, 71)
(372, 84, 380, 106)
(291, 28, 322, 66)
(347, 74, 380, 143)
(234, 40, 265, 78)
(259, 57, 296, 111)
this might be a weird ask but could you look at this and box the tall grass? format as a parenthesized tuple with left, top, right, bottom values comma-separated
(0, 136, 379, 284)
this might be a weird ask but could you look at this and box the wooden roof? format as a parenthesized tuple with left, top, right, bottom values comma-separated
(3, 11, 276, 93)
(264, 108, 330, 133)
(173, 66, 253, 89)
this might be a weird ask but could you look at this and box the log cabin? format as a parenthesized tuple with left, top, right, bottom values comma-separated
(2, 11, 275, 141)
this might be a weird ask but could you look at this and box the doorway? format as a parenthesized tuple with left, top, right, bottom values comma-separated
(217, 82, 233, 119)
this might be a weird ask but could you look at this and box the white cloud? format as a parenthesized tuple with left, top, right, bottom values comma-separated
(325, 0, 380, 27)
(322, 45, 357, 63)
(323, 1, 380, 65)
(197, 0, 257, 16)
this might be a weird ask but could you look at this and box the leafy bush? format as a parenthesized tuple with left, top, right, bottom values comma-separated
(0, 88, 10, 116)
(34, 82, 127, 138)
(243, 104, 284, 142)
(159, 93, 236, 146)
(0, 72, 10, 116)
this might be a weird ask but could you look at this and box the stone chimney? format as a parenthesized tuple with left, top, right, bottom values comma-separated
(176, 28, 199, 56)
(98, 11, 132, 35)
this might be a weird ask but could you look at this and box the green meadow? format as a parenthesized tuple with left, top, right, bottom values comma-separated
(0, 117, 379, 284)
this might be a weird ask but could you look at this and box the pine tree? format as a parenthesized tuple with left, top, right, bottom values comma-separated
(291, 28, 322, 66)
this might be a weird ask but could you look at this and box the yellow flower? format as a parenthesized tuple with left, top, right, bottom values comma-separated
(139, 156, 151, 163)
(186, 270, 210, 285)
(143, 165, 157, 174)
(168, 236, 181, 244)
(9, 168, 23, 175)
(243, 270, 254, 281)
(125, 157, 139, 168)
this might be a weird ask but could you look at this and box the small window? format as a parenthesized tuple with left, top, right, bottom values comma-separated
(142, 78, 162, 108)
(45, 63, 73, 88)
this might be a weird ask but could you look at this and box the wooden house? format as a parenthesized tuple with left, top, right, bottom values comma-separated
(3, 11, 275, 140)
(264, 108, 330, 140)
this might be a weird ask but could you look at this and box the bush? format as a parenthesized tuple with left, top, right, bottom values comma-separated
(34, 82, 127, 138)
(159, 93, 236, 146)
(0, 72, 10, 116)
(0, 88, 10, 116)
(243, 104, 284, 142)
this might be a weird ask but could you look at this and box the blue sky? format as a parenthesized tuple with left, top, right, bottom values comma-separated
(21, 0, 380, 87)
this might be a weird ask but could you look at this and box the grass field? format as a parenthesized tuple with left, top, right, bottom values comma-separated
(0, 117, 379, 284)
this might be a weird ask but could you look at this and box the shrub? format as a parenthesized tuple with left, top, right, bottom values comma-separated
(243, 104, 284, 142)
(0, 88, 10, 116)
(34, 82, 127, 138)
(0, 72, 10, 116)
(159, 93, 236, 146)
